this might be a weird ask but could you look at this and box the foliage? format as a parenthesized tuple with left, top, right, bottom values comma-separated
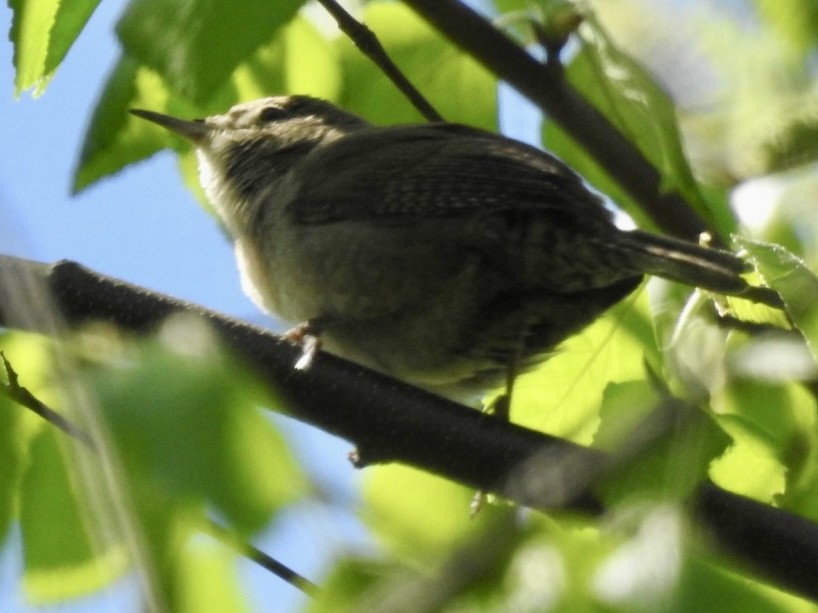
(5, 0, 818, 611)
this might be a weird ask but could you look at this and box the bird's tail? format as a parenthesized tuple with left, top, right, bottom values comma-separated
(617, 229, 750, 294)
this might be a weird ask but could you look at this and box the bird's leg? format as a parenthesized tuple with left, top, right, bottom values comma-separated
(470, 324, 527, 517)
(283, 317, 327, 370)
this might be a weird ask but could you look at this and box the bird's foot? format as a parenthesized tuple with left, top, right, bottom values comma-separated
(284, 321, 323, 370)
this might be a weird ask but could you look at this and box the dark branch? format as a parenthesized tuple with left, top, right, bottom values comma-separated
(400, 0, 710, 243)
(2, 255, 818, 602)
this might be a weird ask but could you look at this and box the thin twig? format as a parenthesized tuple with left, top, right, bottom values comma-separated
(1, 350, 97, 450)
(316, 0, 443, 122)
(206, 520, 321, 597)
(0, 347, 318, 597)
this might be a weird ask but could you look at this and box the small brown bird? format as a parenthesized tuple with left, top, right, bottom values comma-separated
(132, 96, 748, 403)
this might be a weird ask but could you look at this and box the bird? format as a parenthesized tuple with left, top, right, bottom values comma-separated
(131, 95, 750, 404)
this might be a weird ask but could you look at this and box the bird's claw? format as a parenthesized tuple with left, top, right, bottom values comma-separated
(284, 322, 323, 370)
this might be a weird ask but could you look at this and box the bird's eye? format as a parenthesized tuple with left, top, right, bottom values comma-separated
(259, 107, 287, 122)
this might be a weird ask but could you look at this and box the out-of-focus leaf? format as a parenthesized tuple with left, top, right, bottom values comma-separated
(20, 428, 125, 602)
(762, 111, 818, 173)
(0, 388, 22, 547)
(90, 316, 308, 536)
(9, 0, 100, 96)
(176, 537, 250, 613)
(709, 413, 786, 503)
(362, 464, 474, 566)
(564, 12, 735, 237)
(338, 3, 498, 130)
(116, 0, 305, 104)
(754, 0, 818, 61)
(512, 287, 656, 445)
(594, 382, 730, 504)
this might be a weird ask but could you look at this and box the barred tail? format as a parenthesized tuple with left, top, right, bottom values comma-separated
(619, 230, 749, 294)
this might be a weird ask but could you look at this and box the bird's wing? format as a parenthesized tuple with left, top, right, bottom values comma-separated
(288, 123, 613, 227)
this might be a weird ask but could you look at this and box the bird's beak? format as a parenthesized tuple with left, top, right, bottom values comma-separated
(129, 109, 209, 143)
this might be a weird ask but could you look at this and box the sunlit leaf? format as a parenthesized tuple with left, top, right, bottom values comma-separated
(338, 3, 498, 130)
(735, 237, 818, 363)
(20, 429, 125, 602)
(9, 0, 100, 96)
(565, 12, 735, 237)
(362, 464, 474, 566)
(90, 317, 308, 535)
(116, 0, 306, 104)
(754, 0, 818, 61)
(512, 287, 655, 444)
(72, 56, 176, 193)
(176, 536, 250, 613)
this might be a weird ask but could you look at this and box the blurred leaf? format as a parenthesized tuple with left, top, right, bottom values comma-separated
(90, 317, 307, 535)
(0, 333, 53, 547)
(762, 111, 818, 172)
(20, 429, 125, 602)
(512, 287, 656, 444)
(176, 537, 250, 613)
(0, 389, 22, 547)
(753, 0, 818, 61)
(362, 464, 474, 566)
(339, 3, 498, 130)
(709, 413, 786, 503)
(116, 0, 305, 104)
(312, 510, 521, 613)
(594, 383, 730, 504)
(566, 12, 735, 237)
(9, 0, 100, 96)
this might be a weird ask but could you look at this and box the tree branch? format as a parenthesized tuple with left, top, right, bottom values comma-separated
(400, 0, 710, 242)
(316, 0, 443, 122)
(2, 255, 818, 602)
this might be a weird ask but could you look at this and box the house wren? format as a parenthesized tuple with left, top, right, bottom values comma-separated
(131, 96, 748, 402)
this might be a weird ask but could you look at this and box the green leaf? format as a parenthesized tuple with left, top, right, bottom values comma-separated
(9, 0, 100, 96)
(735, 237, 818, 364)
(594, 383, 731, 503)
(74, 16, 338, 195)
(175, 537, 251, 613)
(338, 2, 498, 130)
(20, 429, 125, 602)
(565, 12, 735, 237)
(362, 464, 474, 566)
(91, 318, 308, 535)
(116, 0, 306, 104)
(72, 55, 177, 193)
(754, 0, 818, 61)
(511, 287, 656, 445)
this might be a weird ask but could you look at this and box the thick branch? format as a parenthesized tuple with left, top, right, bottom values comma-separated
(2, 255, 818, 601)
(401, 0, 709, 242)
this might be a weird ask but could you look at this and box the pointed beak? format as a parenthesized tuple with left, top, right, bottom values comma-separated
(129, 109, 210, 143)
